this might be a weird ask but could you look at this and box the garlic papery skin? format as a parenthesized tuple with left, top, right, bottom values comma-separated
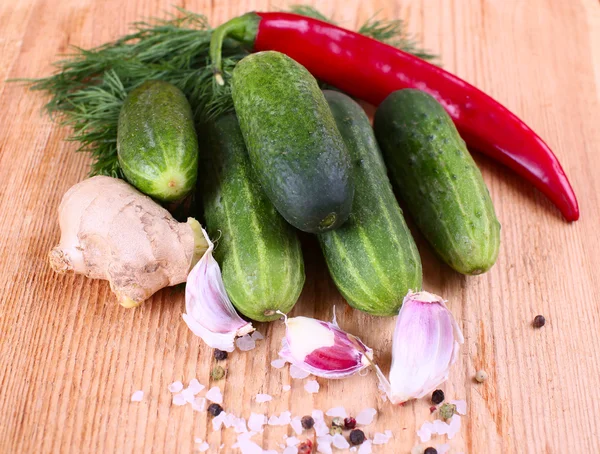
(183, 228, 253, 352)
(378, 290, 464, 404)
(278, 314, 373, 379)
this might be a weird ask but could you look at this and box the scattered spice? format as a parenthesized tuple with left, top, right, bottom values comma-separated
(301, 415, 315, 430)
(208, 403, 223, 417)
(214, 349, 228, 361)
(424, 448, 438, 454)
(211, 366, 225, 381)
(349, 429, 366, 445)
(431, 389, 445, 405)
(330, 425, 343, 436)
(297, 440, 313, 454)
(475, 370, 488, 383)
(344, 417, 357, 430)
(429, 406, 437, 414)
(439, 403, 456, 420)
(331, 417, 344, 427)
(533, 315, 546, 328)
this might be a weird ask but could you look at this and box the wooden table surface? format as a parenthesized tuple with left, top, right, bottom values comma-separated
(2, 0, 600, 453)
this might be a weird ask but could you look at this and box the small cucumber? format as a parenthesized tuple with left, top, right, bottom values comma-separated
(318, 91, 422, 316)
(201, 114, 305, 322)
(117, 80, 198, 202)
(231, 51, 354, 233)
(374, 89, 501, 275)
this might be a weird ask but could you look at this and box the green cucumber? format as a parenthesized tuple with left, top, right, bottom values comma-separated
(231, 51, 354, 233)
(318, 91, 422, 316)
(374, 89, 501, 275)
(201, 114, 305, 322)
(117, 80, 198, 202)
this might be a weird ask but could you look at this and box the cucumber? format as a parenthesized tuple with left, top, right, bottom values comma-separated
(374, 89, 501, 275)
(318, 91, 422, 316)
(117, 80, 198, 202)
(231, 51, 354, 233)
(200, 114, 305, 322)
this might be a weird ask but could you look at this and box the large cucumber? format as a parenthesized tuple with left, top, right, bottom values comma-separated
(200, 114, 305, 322)
(231, 51, 354, 233)
(374, 89, 501, 275)
(117, 80, 198, 202)
(318, 91, 422, 316)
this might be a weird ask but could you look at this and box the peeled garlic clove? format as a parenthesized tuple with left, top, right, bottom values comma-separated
(183, 229, 253, 352)
(377, 291, 464, 404)
(278, 315, 373, 379)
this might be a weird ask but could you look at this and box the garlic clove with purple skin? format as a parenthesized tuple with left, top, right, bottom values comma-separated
(278, 313, 373, 379)
(183, 228, 253, 352)
(376, 291, 464, 404)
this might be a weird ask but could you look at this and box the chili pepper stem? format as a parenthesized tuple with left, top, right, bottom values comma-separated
(210, 12, 260, 85)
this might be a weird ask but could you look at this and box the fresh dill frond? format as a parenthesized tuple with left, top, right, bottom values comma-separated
(287, 5, 333, 23)
(19, 7, 437, 177)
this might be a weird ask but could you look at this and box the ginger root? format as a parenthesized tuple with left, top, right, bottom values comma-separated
(49, 175, 208, 307)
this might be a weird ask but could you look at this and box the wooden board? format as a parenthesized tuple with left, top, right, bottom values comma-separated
(1, 0, 599, 452)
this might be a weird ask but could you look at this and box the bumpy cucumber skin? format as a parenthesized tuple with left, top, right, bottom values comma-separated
(200, 114, 305, 322)
(374, 89, 501, 275)
(117, 80, 198, 202)
(231, 51, 354, 233)
(318, 91, 422, 316)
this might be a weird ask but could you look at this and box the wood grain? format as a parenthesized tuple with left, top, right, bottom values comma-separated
(1, 0, 599, 452)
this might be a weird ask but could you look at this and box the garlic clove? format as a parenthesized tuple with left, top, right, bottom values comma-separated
(377, 290, 463, 404)
(183, 228, 253, 352)
(278, 314, 373, 379)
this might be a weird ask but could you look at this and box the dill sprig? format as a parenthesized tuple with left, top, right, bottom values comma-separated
(20, 7, 437, 177)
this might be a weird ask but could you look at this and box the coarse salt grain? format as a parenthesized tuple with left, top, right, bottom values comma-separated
(197, 441, 209, 452)
(448, 414, 461, 439)
(437, 444, 450, 454)
(236, 334, 256, 352)
(251, 331, 264, 341)
(290, 364, 311, 379)
(283, 385, 291, 392)
(131, 390, 144, 402)
(356, 407, 377, 425)
(283, 447, 298, 454)
(205, 386, 223, 404)
(188, 378, 204, 394)
(248, 413, 267, 432)
(168, 381, 183, 393)
(181, 387, 196, 403)
(314, 418, 329, 437)
(271, 358, 287, 369)
(255, 393, 273, 403)
(290, 416, 303, 435)
(325, 407, 347, 418)
(195, 437, 203, 444)
(172, 393, 186, 406)
(192, 396, 206, 412)
(286, 436, 300, 446)
(417, 421, 434, 442)
(316, 435, 333, 454)
(212, 411, 227, 431)
(358, 440, 373, 454)
(304, 380, 320, 394)
(411, 445, 424, 454)
(332, 433, 350, 449)
(312, 410, 324, 420)
(373, 431, 392, 445)
(233, 417, 248, 433)
(279, 411, 292, 425)
(451, 399, 467, 415)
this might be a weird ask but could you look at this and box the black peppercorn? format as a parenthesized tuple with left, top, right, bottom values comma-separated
(533, 315, 546, 328)
(431, 389, 445, 405)
(214, 349, 228, 361)
(349, 429, 365, 445)
(208, 403, 223, 416)
(424, 448, 438, 454)
(301, 415, 315, 430)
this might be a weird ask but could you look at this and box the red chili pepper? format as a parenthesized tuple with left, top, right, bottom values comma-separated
(210, 13, 579, 221)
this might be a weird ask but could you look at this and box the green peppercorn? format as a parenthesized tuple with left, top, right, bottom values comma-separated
(211, 365, 225, 381)
(439, 402, 456, 420)
(329, 425, 343, 436)
(331, 417, 344, 427)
